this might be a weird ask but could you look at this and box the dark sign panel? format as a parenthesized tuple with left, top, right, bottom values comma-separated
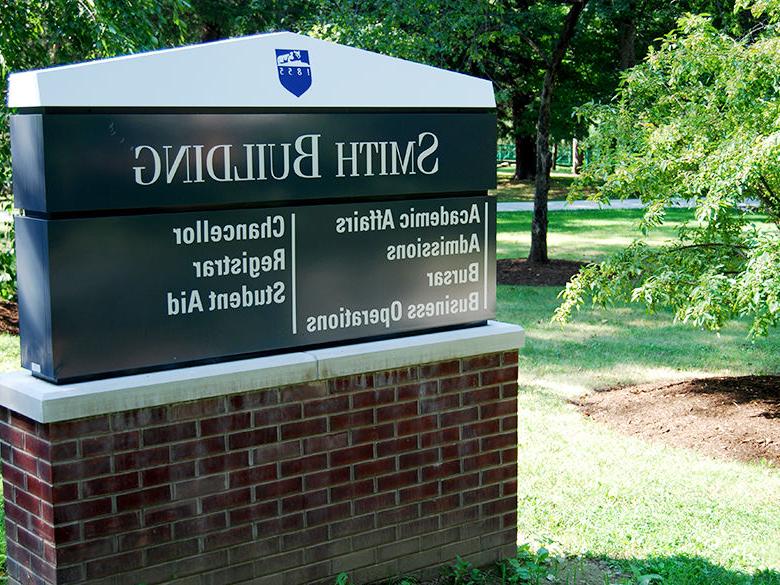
(11, 112, 496, 214)
(17, 196, 496, 383)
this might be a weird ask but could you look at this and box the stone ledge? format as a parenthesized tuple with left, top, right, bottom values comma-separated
(0, 321, 524, 423)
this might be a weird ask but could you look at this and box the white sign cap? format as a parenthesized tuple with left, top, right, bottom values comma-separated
(8, 31, 495, 109)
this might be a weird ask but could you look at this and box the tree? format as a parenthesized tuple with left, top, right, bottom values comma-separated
(555, 5, 780, 335)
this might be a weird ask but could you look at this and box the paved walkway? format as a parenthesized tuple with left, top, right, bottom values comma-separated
(497, 198, 759, 212)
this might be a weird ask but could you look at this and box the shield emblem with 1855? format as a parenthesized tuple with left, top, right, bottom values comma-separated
(275, 49, 312, 97)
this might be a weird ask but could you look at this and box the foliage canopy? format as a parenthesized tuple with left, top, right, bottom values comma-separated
(556, 9, 780, 335)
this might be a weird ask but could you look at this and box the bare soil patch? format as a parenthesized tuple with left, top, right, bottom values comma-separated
(578, 375, 780, 467)
(497, 258, 586, 286)
(0, 300, 18, 335)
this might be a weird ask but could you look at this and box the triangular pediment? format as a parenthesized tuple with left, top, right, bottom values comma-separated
(8, 32, 494, 109)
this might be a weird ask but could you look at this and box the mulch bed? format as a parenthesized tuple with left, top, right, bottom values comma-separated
(497, 258, 586, 286)
(578, 375, 780, 467)
(0, 300, 18, 335)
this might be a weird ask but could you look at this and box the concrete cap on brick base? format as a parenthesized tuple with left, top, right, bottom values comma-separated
(0, 321, 524, 423)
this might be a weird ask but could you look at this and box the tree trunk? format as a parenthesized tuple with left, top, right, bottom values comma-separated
(529, 0, 589, 263)
(617, 2, 637, 70)
(572, 137, 583, 174)
(552, 142, 558, 170)
(511, 93, 536, 180)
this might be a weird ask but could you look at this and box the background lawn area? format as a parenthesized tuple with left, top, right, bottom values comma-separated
(491, 168, 579, 202)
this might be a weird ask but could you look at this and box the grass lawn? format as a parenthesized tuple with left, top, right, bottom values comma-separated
(492, 167, 579, 202)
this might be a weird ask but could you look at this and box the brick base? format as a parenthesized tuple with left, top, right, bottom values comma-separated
(0, 351, 518, 585)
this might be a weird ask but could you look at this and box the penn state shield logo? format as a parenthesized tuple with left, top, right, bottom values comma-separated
(275, 49, 312, 97)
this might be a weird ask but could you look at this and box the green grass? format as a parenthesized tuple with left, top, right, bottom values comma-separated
(491, 168, 579, 202)
(496, 285, 780, 584)
(0, 334, 20, 373)
(498, 208, 774, 262)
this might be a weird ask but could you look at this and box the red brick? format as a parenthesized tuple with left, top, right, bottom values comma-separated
(53, 455, 111, 482)
(377, 402, 417, 422)
(256, 477, 302, 501)
(306, 502, 349, 526)
(281, 525, 328, 550)
(330, 513, 375, 538)
(441, 438, 479, 460)
(228, 389, 278, 411)
(200, 412, 251, 436)
(422, 460, 461, 481)
(58, 537, 114, 564)
(114, 446, 169, 471)
(399, 481, 439, 503)
(174, 512, 227, 538)
(330, 444, 373, 467)
(175, 474, 226, 499)
(481, 432, 517, 451)
(462, 354, 501, 372)
(147, 538, 199, 564)
(463, 386, 501, 405)
(198, 450, 248, 475)
(282, 489, 328, 514)
(501, 447, 517, 464)
(29, 515, 55, 541)
(13, 447, 42, 474)
(350, 423, 394, 444)
(142, 461, 196, 486)
(116, 485, 171, 511)
(86, 551, 142, 579)
(173, 435, 226, 459)
(462, 484, 500, 505)
(397, 380, 438, 402)
(501, 415, 518, 431)
(117, 524, 171, 551)
(229, 501, 277, 525)
(482, 463, 517, 485)
(281, 453, 327, 477)
(482, 497, 517, 516)
(502, 351, 519, 365)
(353, 388, 395, 409)
(50, 416, 110, 441)
(202, 487, 252, 513)
(374, 367, 417, 388)
(481, 366, 518, 386)
(420, 360, 460, 378)
(24, 434, 51, 459)
(304, 467, 350, 490)
(441, 505, 479, 527)
(0, 421, 23, 446)
(282, 417, 326, 439)
(144, 501, 198, 526)
(83, 471, 138, 497)
(26, 475, 52, 500)
(440, 373, 479, 393)
(204, 525, 254, 551)
(51, 440, 78, 460)
(462, 419, 500, 440)
(169, 397, 224, 421)
(256, 513, 304, 535)
(54, 497, 112, 524)
(84, 512, 140, 539)
(400, 515, 439, 539)
(330, 479, 373, 502)
(329, 374, 373, 393)
(330, 409, 373, 431)
(377, 503, 419, 525)
(355, 492, 396, 515)
(378, 469, 418, 492)
(480, 399, 517, 419)
(253, 440, 300, 463)
(15, 489, 41, 515)
(422, 494, 460, 515)
(441, 473, 479, 494)
(463, 451, 501, 472)
(254, 403, 302, 426)
(398, 414, 439, 436)
(304, 396, 349, 417)
(16, 526, 43, 556)
(230, 463, 277, 488)
(377, 436, 417, 457)
(420, 428, 459, 448)
(110, 407, 168, 431)
(420, 394, 459, 414)
(142, 421, 197, 446)
(304, 432, 348, 454)
(81, 431, 138, 457)
(440, 407, 478, 427)
(501, 382, 518, 399)
(399, 448, 439, 470)
(281, 382, 329, 402)
(354, 457, 396, 480)
(503, 479, 518, 497)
